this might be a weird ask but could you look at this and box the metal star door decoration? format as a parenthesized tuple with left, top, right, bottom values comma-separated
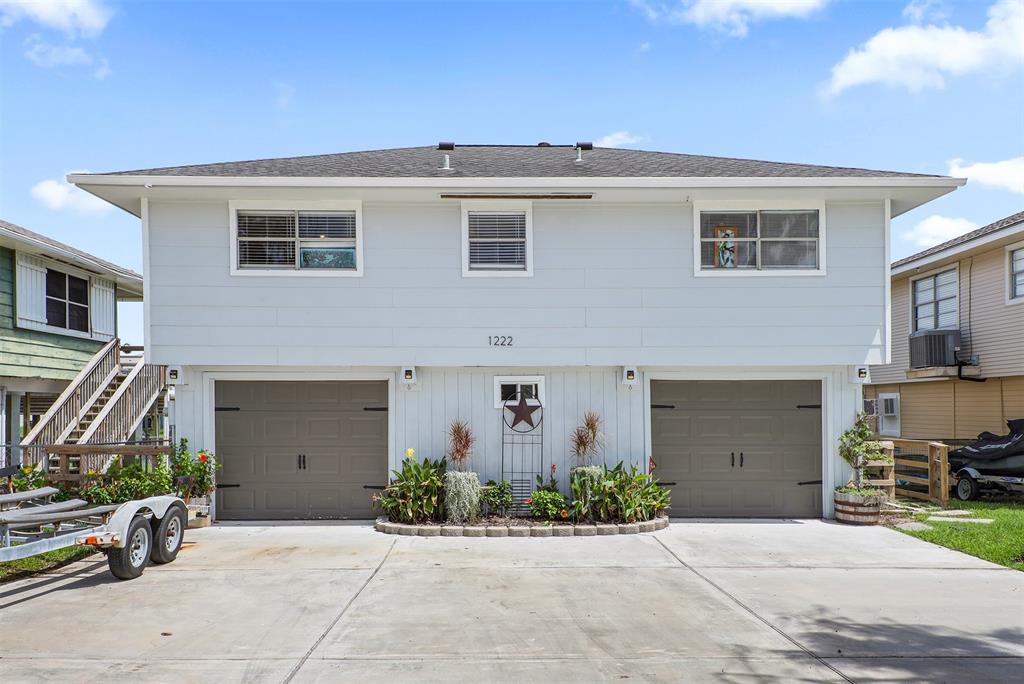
(506, 394, 540, 429)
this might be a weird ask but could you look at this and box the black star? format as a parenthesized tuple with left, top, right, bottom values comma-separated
(507, 394, 539, 429)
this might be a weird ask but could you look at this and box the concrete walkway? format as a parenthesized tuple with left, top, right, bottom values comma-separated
(0, 520, 1020, 682)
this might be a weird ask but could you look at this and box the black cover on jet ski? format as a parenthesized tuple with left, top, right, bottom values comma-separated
(949, 419, 1024, 462)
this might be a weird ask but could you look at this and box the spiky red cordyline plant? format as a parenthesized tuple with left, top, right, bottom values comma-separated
(447, 419, 475, 471)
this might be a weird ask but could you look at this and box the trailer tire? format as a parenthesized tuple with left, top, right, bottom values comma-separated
(108, 515, 152, 580)
(956, 474, 979, 502)
(150, 504, 186, 564)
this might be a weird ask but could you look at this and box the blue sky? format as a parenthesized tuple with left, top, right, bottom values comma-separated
(2, 0, 1022, 344)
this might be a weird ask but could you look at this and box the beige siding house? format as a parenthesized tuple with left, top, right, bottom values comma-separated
(867, 211, 1024, 441)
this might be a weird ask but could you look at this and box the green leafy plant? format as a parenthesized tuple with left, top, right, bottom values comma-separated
(535, 463, 559, 492)
(375, 455, 447, 524)
(446, 419, 475, 471)
(837, 413, 884, 493)
(569, 462, 670, 523)
(170, 438, 220, 499)
(527, 488, 568, 521)
(11, 464, 45, 493)
(104, 460, 173, 501)
(481, 480, 513, 517)
(444, 470, 481, 524)
(568, 465, 604, 521)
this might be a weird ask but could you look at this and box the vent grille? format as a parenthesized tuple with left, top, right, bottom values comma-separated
(909, 329, 960, 368)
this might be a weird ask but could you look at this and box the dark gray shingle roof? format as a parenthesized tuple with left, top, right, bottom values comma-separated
(96, 145, 943, 179)
(893, 211, 1024, 268)
(0, 218, 142, 284)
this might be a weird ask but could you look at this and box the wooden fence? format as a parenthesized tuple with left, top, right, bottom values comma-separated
(885, 439, 950, 506)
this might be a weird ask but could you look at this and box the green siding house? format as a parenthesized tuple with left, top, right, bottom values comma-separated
(0, 219, 142, 461)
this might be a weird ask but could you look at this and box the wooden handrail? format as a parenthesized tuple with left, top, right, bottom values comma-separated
(20, 338, 120, 448)
(79, 357, 166, 447)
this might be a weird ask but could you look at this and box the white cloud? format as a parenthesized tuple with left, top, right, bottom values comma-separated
(903, 215, 979, 247)
(902, 0, 948, 24)
(631, 0, 829, 37)
(949, 156, 1024, 194)
(0, 0, 112, 37)
(596, 131, 645, 148)
(824, 0, 1024, 96)
(31, 173, 112, 214)
(24, 35, 91, 67)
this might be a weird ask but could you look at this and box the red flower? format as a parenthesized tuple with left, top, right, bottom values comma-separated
(649, 457, 656, 473)
(525, 497, 532, 505)
(199, 453, 209, 463)
(559, 509, 568, 519)
(550, 463, 557, 475)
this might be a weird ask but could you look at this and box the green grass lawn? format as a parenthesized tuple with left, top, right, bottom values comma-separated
(0, 546, 97, 582)
(897, 497, 1024, 571)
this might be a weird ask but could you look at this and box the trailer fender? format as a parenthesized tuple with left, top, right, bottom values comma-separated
(955, 467, 982, 481)
(106, 496, 185, 548)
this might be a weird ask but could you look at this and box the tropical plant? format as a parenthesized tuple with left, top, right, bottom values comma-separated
(444, 470, 481, 524)
(568, 465, 604, 521)
(375, 455, 447, 524)
(105, 460, 174, 501)
(10, 463, 45, 493)
(570, 411, 604, 465)
(535, 463, 559, 492)
(170, 438, 220, 499)
(527, 488, 568, 521)
(837, 413, 884, 492)
(446, 419, 475, 471)
(481, 479, 513, 517)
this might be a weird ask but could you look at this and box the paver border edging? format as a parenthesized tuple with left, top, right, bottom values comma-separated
(374, 516, 669, 537)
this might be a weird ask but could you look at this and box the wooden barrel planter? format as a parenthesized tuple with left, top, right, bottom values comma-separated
(834, 491, 883, 526)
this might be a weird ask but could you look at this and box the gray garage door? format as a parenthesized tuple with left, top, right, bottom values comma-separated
(651, 380, 822, 518)
(215, 381, 388, 520)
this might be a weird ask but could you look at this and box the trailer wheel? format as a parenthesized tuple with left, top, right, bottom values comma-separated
(150, 504, 186, 564)
(956, 475, 979, 502)
(108, 515, 152, 580)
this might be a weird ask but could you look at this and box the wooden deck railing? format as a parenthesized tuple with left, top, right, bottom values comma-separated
(20, 339, 120, 457)
(79, 358, 166, 447)
(888, 439, 950, 506)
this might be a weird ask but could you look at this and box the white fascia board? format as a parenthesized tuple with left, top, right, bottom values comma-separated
(891, 222, 1024, 277)
(68, 173, 966, 190)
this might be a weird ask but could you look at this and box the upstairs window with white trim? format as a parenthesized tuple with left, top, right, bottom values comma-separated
(462, 203, 533, 277)
(912, 268, 957, 331)
(1010, 247, 1024, 301)
(236, 210, 358, 272)
(699, 210, 821, 271)
(46, 269, 89, 333)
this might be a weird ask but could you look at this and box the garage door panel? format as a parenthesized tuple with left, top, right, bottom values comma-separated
(216, 380, 388, 519)
(651, 380, 822, 518)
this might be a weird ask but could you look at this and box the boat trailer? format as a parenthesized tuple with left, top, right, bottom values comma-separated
(0, 483, 186, 580)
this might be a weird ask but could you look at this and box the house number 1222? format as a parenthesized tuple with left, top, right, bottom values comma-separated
(489, 336, 513, 346)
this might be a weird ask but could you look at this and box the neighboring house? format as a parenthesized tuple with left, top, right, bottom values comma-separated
(70, 144, 962, 520)
(0, 219, 143, 464)
(867, 211, 1024, 442)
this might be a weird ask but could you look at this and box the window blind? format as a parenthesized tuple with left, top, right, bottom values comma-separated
(467, 212, 527, 270)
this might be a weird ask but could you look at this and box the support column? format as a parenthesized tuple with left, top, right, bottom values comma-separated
(6, 390, 23, 466)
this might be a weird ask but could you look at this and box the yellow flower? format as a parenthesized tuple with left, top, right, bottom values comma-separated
(21, 466, 33, 475)
(87, 469, 97, 476)
(405, 448, 415, 459)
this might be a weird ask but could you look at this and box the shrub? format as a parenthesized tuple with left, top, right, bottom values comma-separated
(105, 460, 173, 501)
(446, 420, 475, 471)
(11, 464, 45, 493)
(568, 465, 604, 521)
(535, 463, 559, 492)
(375, 455, 446, 524)
(527, 488, 568, 521)
(444, 470, 481, 524)
(170, 438, 220, 499)
(481, 479, 513, 517)
(838, 413, 884, 490)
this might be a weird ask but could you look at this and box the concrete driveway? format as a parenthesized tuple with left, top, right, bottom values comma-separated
(0, 520, 1021, 683)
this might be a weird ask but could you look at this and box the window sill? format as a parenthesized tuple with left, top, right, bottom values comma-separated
(693, 268, 826, 278)
(462, 270, 533, 278)
(15, 319, 110, 342)
(229, 268, 363, 278)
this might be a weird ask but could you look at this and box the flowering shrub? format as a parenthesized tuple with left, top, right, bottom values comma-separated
(11, 464, 45, 493)
(527, 488, 567, 521)
(481, 480, 513, 517)
(171, 438, 220, 499)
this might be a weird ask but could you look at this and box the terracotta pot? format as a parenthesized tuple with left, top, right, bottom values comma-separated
(834, 491, 883, 525)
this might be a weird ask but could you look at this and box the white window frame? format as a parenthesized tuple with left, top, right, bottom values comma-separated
(461, 201, 534, 278)
(14, 252, 112, 342)
(493, 375, 545, 409)
(909, 263, 959, 333)
(228, 200, 363, 277)
(1006, 240, 1024, 305)
(877, 392, 900, 437)
(692, 200, 827, 277)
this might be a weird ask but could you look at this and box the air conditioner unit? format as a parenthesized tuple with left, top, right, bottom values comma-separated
(862, 399, 878, 416)
(909, 329, 960, 368)
(880, 396, 899, 417)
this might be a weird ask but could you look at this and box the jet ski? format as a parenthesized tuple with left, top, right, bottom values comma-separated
(949, 419, 1024, 477)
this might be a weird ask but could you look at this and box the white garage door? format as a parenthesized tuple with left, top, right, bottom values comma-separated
(215, 381, 388, 520)
(651, 380, 822, 518)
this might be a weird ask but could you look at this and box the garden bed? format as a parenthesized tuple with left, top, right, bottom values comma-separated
(374, 516, 669, 537)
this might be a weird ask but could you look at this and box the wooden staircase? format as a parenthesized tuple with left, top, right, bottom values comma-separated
(20, 339, 168, 478)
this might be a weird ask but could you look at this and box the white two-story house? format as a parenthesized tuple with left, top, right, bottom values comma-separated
(71, 144, 962, 520)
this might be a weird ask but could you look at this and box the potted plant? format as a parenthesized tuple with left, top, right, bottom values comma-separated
(834, 414, 886, 525)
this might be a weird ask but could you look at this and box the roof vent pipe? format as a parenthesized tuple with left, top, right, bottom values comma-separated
(575, 141, 593, 163)
(439, 154, 451, 171)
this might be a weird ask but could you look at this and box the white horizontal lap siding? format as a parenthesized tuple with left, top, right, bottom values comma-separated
(146, 200, 886, 367)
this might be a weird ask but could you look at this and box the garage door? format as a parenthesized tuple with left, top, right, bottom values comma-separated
(651, 380, 822, 518)
(215, 381, 388, 520)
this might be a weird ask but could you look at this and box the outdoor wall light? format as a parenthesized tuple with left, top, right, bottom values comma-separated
(401, 366, 417, 385)
(622, 366, 639, 386)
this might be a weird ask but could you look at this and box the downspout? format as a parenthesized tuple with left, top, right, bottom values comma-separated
(957, 362, 986, 383)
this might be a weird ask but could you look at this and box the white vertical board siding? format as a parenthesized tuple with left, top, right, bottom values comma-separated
(15, 253, 47, 327)
(392, 367, 647, 484)
(89, 278, 116, 341)
(146, 199, 887, 367)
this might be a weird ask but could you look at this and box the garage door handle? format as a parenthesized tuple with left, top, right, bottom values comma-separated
(731, 452, 735, 468)
(659, 481, 677, 486)
(651, 404, 675, 410)
(217, 483, 240, 489)
(363, 485, 386, 490)
(740, 452, 744, 468)
(797, 480, 822, 486)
